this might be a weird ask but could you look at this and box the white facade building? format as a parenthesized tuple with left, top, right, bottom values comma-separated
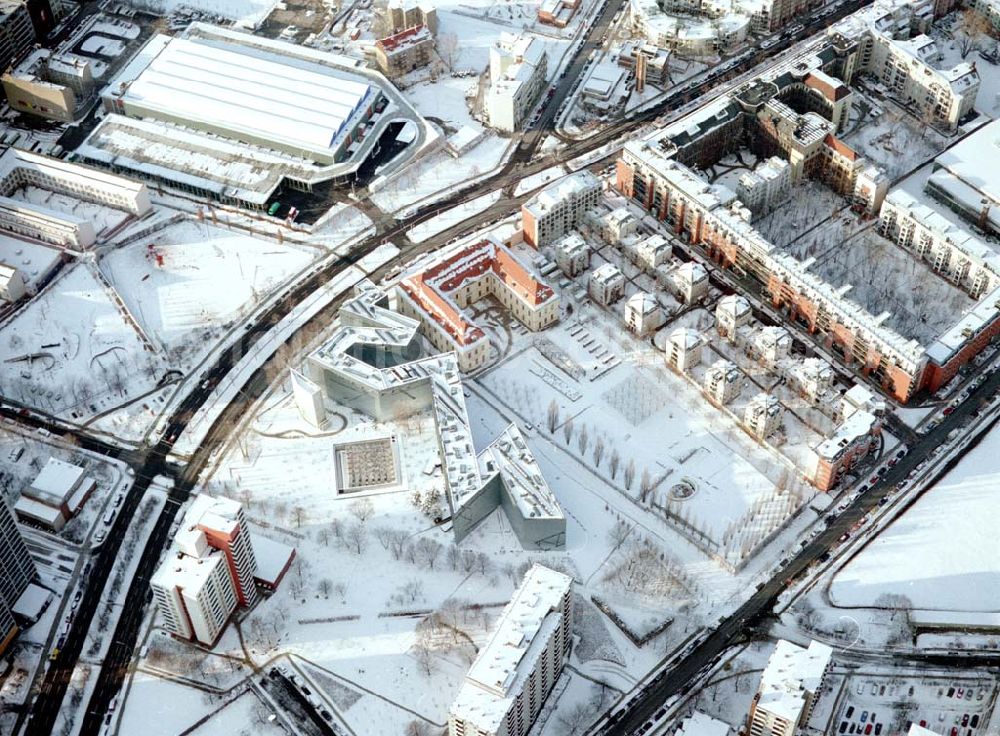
(449, 564, 572, 736)
(753, 326, 792, 366)
(487, 33, 548, 133)
(151, 532, 238, 646)
(595, 206, 638, 243)
(0, 263, 25, 302)
(744, 393, 783, 439)
(666, 327, 703, 372)
(552, 232, 590, 277)
(736, 156, 791, 217)
(704, 359, 742, 404)
(522, 171, 602, 247)
(716, 294, 752, 338)
(634, 233, 672, 271)
(589, 263, 626, 305)
(670, 261, 709, 302)
(625, 291, 663, 335)
(749, 639, 833, 736)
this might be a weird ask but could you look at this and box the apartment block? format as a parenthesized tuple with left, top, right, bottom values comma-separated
(521, 170, 601, 247)
(625, 291, 662, 335)
(0, 497, 38, 655)
(589, 263, 625, 306)
(386, 0, 438, 33)
(486, 33, 547, 133)
(744, 393, 783, 439)
(552, 232, 590, 277)
(151, 532, 239, 646)
(748, 639, 832, 736)
(812, 384, 884, 490)
(185, 495, 260, 608)
(448, 564, 572, 736)
(736, 157, 791, 217)
(704, 359, 743, 404)
(666, 327, 703, 372)
(716, 294, 752, 338)
(879, 189, 1000, 299)
(374, 25, 434, 78)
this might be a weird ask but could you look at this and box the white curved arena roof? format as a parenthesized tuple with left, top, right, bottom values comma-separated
(123, 35, 373, 153)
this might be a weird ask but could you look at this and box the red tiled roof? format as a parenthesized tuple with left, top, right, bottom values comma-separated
(400, 240, 554, 347)
(805, 73, 850, 102)
(823, 134, 858, 161)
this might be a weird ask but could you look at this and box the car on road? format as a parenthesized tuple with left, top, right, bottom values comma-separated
(839, 532, 850, 542)
(94, 529, 106, 544)
(943, 406, 955, 415)
(861, 711, 869, 722)
(865, 724, 873, 735)
(846, 707, 855, 718)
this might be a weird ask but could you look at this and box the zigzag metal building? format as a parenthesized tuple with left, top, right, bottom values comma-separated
(295, 277, 566, 550)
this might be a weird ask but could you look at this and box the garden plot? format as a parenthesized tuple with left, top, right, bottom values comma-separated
(7, 186, 131, 240)
(829, 425, 1000, 614)
(100, 220, 315, 348)
(784, 225, 977, 345)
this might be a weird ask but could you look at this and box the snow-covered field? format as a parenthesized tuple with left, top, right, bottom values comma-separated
(829, 427, 1000, 613)
(100, 221, 315, 346)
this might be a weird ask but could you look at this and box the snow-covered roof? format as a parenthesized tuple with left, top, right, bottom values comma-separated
(523, 170, 601, 218)
(14, 496, 65, 527)
(756, 640, 832, 723)
(627, 291, 659, 315)
(676, 711, 732, 736)
(926, 284, 1000, 364)
(670, 327, 702, 350)
(815, 407, 878, 460)
(717, 294, 751, 318)
(12, 583, 51, 621)
(591, 262, 624, 285)
(452, 564, 571, 731)
(908, 726, 943, 736)
(29, 458, 85, 504)
(151, 548, 226, 595)
(553, 232, 589, 255)
(249, 533, 295, 586)
(479, 424, 564, 520)
(186, 494, 242, 536)
(934, 117, 1000, 210)
(119, 35, 371, 152)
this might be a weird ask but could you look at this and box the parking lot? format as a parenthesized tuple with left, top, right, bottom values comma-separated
(832, 675, 996, 736)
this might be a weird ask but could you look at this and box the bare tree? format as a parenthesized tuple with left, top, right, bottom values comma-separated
(607, 519, 631, 550)
(318, 578, 332, 598)
(956, 8, 993, 58)
(562, 417, 575, 445)
(609, 449, 621, 479)
(639, 468, 653, 502)
(414, 537, 443, 570)
(350, 497, 375, 524)
(291, 505, 307, 528)
(577, 424, 589, 455)
(624, 459, 636, 490)
(547, 399, 560, 433)
(345, 522, 367, 554)
(592, 435, 605, 467)
(387, 529, 409, 560)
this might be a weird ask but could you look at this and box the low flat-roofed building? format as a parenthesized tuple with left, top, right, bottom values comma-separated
(538, 0, 578, 26)
(449, 564, 572, 736)
(16, 457, 95, 530)
(677, 711, 732, 736)
(580, 61, 629, 114)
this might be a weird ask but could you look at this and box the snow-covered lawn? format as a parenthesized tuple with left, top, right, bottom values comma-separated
(0, 263, 159, 420)
(100, 221, 315, 347)
(829, 428, 1000, 613)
